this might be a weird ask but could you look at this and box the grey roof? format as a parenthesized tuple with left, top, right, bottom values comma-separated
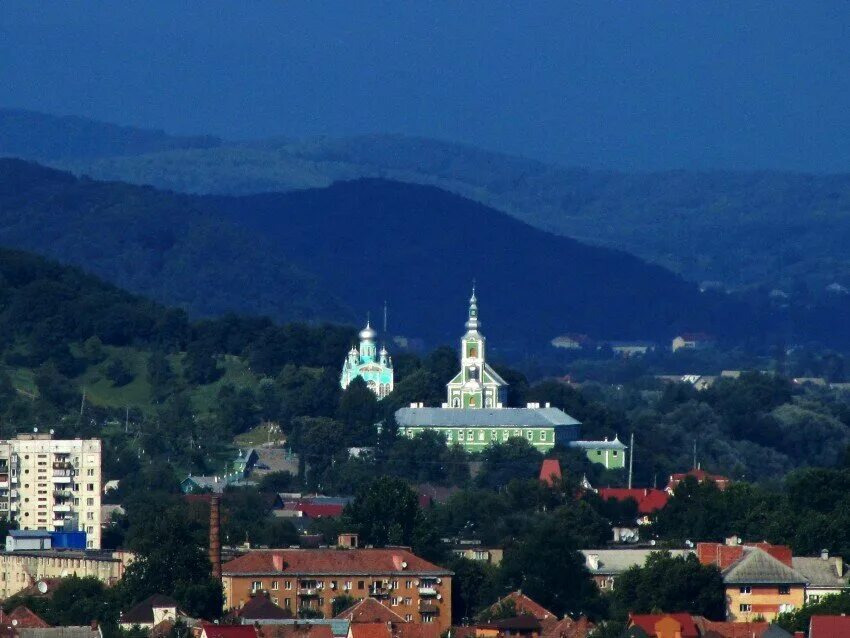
(395, 407, 580, 428)
(570, 438, 627, 450)
(792, 556, 850, 589)
(9, 530, 52, 538)
(723, 548, 807, 585)
(580, 549, 692, 575)
(762, 626, 793, 638)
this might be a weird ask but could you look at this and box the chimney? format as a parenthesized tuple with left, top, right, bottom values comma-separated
(273, 553, 284, 571)
(587, 554, 599, 570)
(821, 549, 830, 560)
(836, 556, 845, 577)
(210, 494, 222, 580)
(90, 621, 98, 631)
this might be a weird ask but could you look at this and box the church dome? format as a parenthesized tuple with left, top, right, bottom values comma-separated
(359, 322, 377, 341)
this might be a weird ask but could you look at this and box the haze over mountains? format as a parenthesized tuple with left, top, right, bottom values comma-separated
(4, 108, 850, 296)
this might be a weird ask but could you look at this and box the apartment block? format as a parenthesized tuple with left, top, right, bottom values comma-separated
(0, 434, 102, 549)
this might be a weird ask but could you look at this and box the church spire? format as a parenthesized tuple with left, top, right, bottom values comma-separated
(465, 281, 480, 332)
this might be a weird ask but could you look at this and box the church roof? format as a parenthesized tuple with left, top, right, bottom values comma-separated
(395, 406, 580, 428)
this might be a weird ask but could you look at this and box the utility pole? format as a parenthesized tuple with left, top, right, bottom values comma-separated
(125, 406, 130, 434)
(628, 431, 635, 489)
(693, 439, 698, 470)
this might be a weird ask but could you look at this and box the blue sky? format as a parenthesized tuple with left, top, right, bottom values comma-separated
(2, 1, 850, 171)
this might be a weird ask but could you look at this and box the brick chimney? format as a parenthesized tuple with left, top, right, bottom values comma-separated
(210, 494, 222, 579)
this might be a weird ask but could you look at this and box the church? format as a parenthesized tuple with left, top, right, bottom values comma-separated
(340, 320, 394, 399)
(395, 289, 582, 453)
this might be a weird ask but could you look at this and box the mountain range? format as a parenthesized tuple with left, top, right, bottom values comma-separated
(4, 108, 850, 294)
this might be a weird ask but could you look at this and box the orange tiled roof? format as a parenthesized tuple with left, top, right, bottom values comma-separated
(5, 606, 50, 628)
(539, 460, 563, 486)
(486, 591, 556, 621)
(629, 614, 699, 638)
(598, 488, 669, 515)
(334, 598, 406, 624)
(541, 617, 594, 638)
(693, 617, 771, 638)
(223, 548, 451, 576)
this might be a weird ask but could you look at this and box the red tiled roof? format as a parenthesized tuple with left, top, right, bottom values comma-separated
(334, 598, 406, 624)
(539, 460, 563, 487)
(350, 623, 391, 638)
(486, 591, 556, 621)
(541, 617, 594, 638)
(258, 625, 333, 638)
(5, 606, 50, 628)
(202, 625, 258, 638)
(697, 543, 745, 569)
(235, 595, 292, 620)
(667, 469, 731, 492)
(223, 548, 451, 576)
(693, 618, 771, 638)
(598, 488, 669, 515)
(396, 625, 441, 638)
(809, 615, 850, 638)
(629, 614, 699, 638)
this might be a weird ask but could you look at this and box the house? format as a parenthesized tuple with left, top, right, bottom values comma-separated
(1, 607, 50, 628)
(201, 625, 258, 638)
(808, 615, 850, 638)
(449, 541, 503, 566)
(596, 488, 669, 524)
(221, 542, 453, 633)
(628, 614, 699, 638)
(550, 335, 594, 351)
(348, 623, 440, 638)
(539, 459, 562, 486)
(233, 595, 292, 621)
(233, 449, 260, 477)
(274, 496, 353, 520)
(6, 531, 52, 552)
(671, 333, 716, 352)
(666, 468, 731, 493)
(791, 550, 850, 603)
(608, 342, 656, 358)
(697, 542, 807, 622)
(580, 549, 692, 591)
(258, 624, 335, 638)
(119, 594, 182, 631)
(692, 617, 789, 637)
(334, 598, 405, 624)
(16, 626, 103, 638)
(482, 592, 556, 624)
(539, 617, 593, 638)
(569, 437, 627, 470)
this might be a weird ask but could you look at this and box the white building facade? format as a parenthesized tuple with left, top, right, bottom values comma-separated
(0, 434, 102, 548)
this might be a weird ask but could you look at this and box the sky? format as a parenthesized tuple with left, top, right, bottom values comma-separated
(2, 2, 850, 171)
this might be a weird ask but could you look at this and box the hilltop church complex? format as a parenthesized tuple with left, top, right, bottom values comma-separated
(342, 288, 625, 466)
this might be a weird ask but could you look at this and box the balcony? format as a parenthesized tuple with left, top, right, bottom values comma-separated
(52, 474, 72, 484)
(53, 461, 73, 470)
(418, 587, 437, 597)
(418, 600, 440, 615)
(298, 588, 319, 597)
(54, 489, 72, 498)
(53, 503, 72, 513)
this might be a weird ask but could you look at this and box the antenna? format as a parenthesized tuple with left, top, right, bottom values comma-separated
(628, 432, 635, 490)
(383, 301, 388, 335)
(693, 439, 698, 470)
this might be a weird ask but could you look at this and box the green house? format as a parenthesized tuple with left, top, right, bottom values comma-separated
(568, 437, 627, 469)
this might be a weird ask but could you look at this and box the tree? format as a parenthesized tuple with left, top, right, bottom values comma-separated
(337, 377, 379, 445)
(344, 476, 428, 548)
(106, 358, 134, 387)
(476, 438, 542, 490)
(331, 595, 357, 616)
(448, 556, 501, 623)
(500, 514, 602, 618)
(611, 551, 725, 620)
(776, 591, 850, 634)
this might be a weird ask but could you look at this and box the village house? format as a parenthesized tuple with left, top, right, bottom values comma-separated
(671, 333, 716, 352)
(580, 549, 692, 591)
(221, 539, 453, 633)
(791, 550, 850, 603)
(666, 468, 731, 493)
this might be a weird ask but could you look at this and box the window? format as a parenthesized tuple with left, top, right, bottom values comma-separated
(597, 450, 603, 456)
(272, 597, 278, 605)
(404, 597, 412, 605)
(612, 451, 618, 456)
(422, 616, 435, 624)
(490, 431, 497, 440)
(252, 581, 262, 592)
(739, 586, 751, 595)
(391, 597, 399, 606)
(392, 580, 399, 589)
(87, 469, 94, 477)
(526, 431, 533, 440)
(284, 598, 291, 609)
(272, 581, 279, 590)
(86, 512, 94, 520)
(739, 604, 751, 612)
(405, 615, 413, 622)
(405, 580, 412, 589)
(539, 431, 546, 441)
(86, 484, 94, 491)
(477, 431, 484, 441)
(86, 498, 94, 506)
(458, 432, 465, 442)
(285, 581, 292, 590)
(358, 581, 365, 589)
(779, 586, 791, 595)
(344, 581, 352, 591)
(446, 431, 452, 441)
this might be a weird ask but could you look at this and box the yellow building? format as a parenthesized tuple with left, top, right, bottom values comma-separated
(720, 547, 806, 622)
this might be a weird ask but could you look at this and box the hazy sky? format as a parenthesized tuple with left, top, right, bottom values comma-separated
(3, 2, 850, 171)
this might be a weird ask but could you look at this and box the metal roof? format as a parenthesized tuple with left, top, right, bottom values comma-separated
(723, 548, 807, 585)
(792, 556, 850, 589)
(395, 407, 580, 428)
(570, 438, 627, 450)
(580, 549, 693, 575)
(9, 530, 53, 538)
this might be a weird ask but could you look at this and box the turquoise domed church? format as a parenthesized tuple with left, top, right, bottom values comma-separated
(341, 321, 394, 399)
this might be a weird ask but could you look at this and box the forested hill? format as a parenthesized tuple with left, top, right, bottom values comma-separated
(0, 158, 732, 351)
(7, 106, 850, 294)
(0, 108, 221, 160)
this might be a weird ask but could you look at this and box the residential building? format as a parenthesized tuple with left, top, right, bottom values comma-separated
(119, 594, 182, 631)
(580, 549, 692, 591)
(667, 468, 731, 493)
(448, 542, 503, 566)
(221, 544, 453, 633)
(596, 488, 669, 524)
(341, 321, 394, 399)
(628, 614, 699, 638)
(809, 615, 850, 638)
(697, 542, 806, 622)
(0, 434, 102, 549)
(568, 437, 627, 470)
(792, 550, 850, 603)
(671, 333, 716, 352)
(0, 548, 132, 599)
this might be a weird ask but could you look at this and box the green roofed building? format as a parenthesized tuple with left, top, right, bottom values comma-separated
(569, 437, 628, 469)
(395, 288, 581, 453)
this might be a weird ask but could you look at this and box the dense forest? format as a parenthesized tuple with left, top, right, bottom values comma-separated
(0, 158, 738, 352)
(6, 107, 850, 295)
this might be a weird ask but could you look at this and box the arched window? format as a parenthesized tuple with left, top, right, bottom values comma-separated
(452, 398, 460, 408)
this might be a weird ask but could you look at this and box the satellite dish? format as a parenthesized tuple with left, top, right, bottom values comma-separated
(49, 429, 54, 435)
(37, 581, 48, 594)
(33, 428, 37, 433)
(12, 619, 18, 626)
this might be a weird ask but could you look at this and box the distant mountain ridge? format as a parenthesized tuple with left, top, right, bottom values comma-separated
(4, 107, 849, 293)
(0, 158, 736, 352)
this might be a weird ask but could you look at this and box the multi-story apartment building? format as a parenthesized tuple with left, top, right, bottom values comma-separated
(221, 542, 453, 633)
(0, 434, 102, 549)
